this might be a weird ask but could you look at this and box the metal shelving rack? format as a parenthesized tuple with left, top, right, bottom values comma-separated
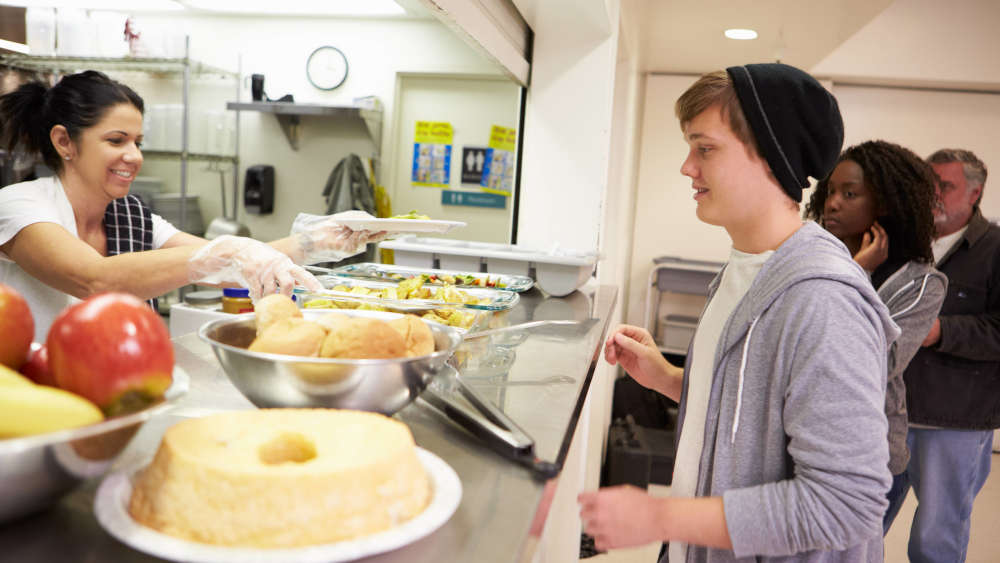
(0, 44, 241, 235)
(226, 99, 382, 151)
(225, 97, 382, 183)
(645, 256, 724, 355)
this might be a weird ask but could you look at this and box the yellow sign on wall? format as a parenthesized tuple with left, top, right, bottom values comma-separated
(412, 121, 453, 188)
(488, 125, 516, 152)
(481, 125, 517, 196)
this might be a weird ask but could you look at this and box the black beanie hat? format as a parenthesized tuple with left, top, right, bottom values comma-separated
(725, 63, 844, 202)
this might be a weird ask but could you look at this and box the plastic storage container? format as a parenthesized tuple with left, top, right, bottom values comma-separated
(183, 289, 222, 310)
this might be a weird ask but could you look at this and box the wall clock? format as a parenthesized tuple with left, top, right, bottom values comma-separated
(306, 45, 349, 91)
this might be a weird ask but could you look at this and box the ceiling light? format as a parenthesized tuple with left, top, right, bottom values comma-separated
(724, 28, 758, 40)
(180, 0, 406, 16)
(0, 39, 31, 54)
(0, 0, 183, 9)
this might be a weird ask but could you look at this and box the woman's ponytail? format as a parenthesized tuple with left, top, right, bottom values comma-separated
(0, 81, 56, 169)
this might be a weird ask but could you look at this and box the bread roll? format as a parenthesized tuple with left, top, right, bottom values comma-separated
(320, 318, 406, 359)
(249, 318, 326, 357)
(313, 312, 351, 332)
(389, 315, 435, 357)
(255, 294, 302, 336)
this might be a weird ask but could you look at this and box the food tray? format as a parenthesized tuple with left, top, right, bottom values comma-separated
(292, 292, 493, 333)
(378, 236, 598, 297)
(326, 262, 534, 292)
(304, 274, 520, 312)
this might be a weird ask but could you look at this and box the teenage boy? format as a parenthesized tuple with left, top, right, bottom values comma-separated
(579, 64, 898, 562)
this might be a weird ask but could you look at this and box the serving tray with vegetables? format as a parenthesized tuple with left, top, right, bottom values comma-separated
(298, 274, 520, 313)
(327, 263, 534, 292)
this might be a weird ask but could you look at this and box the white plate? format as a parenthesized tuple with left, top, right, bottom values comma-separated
(335, 218, 466, 235)
(94, 448, 461, 563)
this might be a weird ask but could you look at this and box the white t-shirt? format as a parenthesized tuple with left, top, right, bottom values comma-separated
(0, 176, 179, 341)
(932, 225, 968, 264)
(669, 247, 773, 563)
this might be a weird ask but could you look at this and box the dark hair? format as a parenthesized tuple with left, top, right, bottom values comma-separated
(0, 70, 144, 173)
(927, 148, 988, 206)
(805, 140, 936, 264)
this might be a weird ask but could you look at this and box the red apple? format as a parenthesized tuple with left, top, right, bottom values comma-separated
(0, 283, 34, 369)
(20, 343, 56, 387)
(47, 293, 173, 416)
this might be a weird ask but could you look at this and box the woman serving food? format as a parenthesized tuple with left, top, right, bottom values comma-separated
(0, 70, 383, 341)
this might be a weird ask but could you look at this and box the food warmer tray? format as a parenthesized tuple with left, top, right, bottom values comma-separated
(326, 263, 534, 293)
(300, 274, 520, 312)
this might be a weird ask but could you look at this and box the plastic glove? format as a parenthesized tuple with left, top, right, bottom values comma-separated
(287, 211, 388, 265)
(187, 235, 323, 300)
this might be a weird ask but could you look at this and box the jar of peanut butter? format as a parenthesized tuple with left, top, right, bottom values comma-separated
(221, 288, 253, 314)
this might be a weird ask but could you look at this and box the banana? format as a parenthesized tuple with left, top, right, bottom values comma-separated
(0, 363, 33, 386)
(0, 383, 104, 438)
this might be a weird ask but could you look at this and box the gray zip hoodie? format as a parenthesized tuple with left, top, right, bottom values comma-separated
(877, 261, 946, 475)
(671, 222, 900, 562)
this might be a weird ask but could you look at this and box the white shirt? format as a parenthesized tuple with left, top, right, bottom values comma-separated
(932, 225, 968, 265)
(0, 176, 179, 341)
(669, 247, 773, 563)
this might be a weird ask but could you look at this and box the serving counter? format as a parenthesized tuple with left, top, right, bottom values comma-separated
(0, 284, 618, 563)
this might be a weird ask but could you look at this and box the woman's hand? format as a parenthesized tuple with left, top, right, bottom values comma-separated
(853, 221, 888, 272)
(287, 211, 387, 265)
(579, 486, 667, 551)
(604, 324, 678, 396)
(187, 235, 322, 300)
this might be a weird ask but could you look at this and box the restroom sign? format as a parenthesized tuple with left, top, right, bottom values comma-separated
(461, 147, 488, 184)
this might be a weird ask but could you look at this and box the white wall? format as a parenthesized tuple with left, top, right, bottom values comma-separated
(128, 13, 511, 242)
(515, 2, 625, 560)
(813, 0, 1000, 87)
(587, 8, 645, 493)
(834, 84, 1000, 218)
(515, 2, 619, 254)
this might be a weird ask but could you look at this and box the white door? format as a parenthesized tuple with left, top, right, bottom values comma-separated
(390, 74, 521, 244)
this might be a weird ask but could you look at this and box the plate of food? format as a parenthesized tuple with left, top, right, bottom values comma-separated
(335, 211, 466, 235)
(94, 409, 462, 563)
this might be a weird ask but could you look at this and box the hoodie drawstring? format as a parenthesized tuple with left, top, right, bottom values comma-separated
(888, 274, 931, 320)
(731, 315, 761, 444)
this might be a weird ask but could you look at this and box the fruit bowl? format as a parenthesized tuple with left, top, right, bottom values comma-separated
(198, 309, 463, 414)
(0, 369, 187, 524)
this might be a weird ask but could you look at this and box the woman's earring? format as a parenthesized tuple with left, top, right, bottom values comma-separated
(64, 155, 71, 161)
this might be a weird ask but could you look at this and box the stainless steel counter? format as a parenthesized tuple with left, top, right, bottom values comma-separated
(0, 284, 617, 562)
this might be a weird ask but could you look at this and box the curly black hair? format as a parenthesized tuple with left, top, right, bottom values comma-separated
(804, 140, 936, 264)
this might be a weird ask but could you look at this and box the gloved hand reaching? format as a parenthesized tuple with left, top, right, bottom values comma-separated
(287, 211, 388, 265)
(187, 235, 323, 300)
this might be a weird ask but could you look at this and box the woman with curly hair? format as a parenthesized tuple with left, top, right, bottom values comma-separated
(805, 139, 947, 534)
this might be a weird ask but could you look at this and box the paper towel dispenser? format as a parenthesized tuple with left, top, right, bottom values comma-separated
(244, 165, 274, 214)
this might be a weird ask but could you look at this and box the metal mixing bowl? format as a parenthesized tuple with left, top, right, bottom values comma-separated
(0, 375, 186, 524)
(198, 309, 463, 414)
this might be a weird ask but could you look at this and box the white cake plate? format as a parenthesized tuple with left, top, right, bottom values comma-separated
(94, 448, 461, 563)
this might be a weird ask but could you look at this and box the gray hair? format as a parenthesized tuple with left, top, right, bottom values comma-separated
(927, 148, 988, 205)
